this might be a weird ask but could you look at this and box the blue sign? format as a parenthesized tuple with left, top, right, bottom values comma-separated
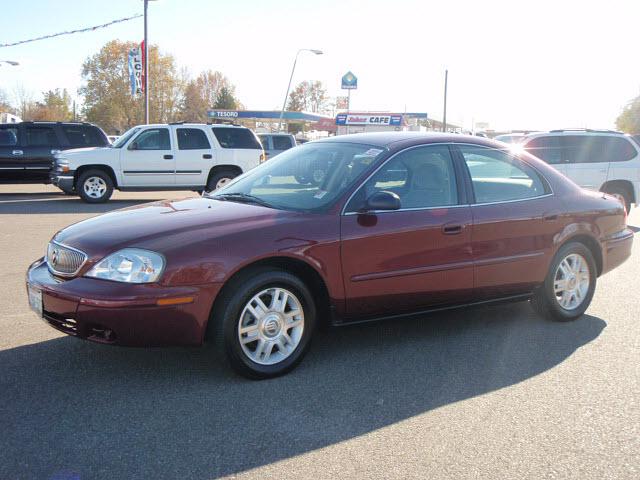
(336, 114, 403, 126)
(207, 110, 328, 122)
(341, 71, 357, 90)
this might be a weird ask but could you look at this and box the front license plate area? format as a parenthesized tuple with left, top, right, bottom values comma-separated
(27, 284, 43, 318)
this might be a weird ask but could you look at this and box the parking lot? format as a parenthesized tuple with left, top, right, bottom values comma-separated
(1, 184, 638, 479)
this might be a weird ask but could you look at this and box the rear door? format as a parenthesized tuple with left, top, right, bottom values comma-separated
(0, 124, 22, 181)
(174, 127, 212, 187)
(59, 124, 109, 149)
(21, 124, 62, 182)
(340, 144, 474, 318)
(121, 127, 175, 186)
(456, 144, 558, 299)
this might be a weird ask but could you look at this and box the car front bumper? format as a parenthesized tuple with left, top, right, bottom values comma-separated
(50, 170, 75, 192)
(26, 258, 222, 347)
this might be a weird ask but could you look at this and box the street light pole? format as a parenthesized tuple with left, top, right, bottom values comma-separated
(143, 0, 149, 124)
(278, 48, 323, 132)
(442, 69, 448, 133)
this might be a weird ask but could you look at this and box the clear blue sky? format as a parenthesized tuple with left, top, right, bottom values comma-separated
(1, 0, 639, 130)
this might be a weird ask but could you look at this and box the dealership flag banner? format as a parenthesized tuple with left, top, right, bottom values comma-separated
(128, 45, 143, 96)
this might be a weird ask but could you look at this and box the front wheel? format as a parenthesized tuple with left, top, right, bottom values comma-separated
(77, 170, 114, 203)
(530, 242, 596, 321)
(212, 269, 316, 379)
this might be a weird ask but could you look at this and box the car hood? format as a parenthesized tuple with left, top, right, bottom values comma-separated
(53, 197, 288, 259)
(58, 146, 116, 161)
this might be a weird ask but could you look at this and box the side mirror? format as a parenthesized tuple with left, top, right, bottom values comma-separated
(128, 141, 139, 151)
(361, 190, 401, 212)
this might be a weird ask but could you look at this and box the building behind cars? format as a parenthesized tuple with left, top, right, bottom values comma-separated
(0, 121, 109, 184)
(521, 129, 639, 211)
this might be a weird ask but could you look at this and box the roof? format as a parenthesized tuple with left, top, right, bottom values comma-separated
(315, 131, 497, 148)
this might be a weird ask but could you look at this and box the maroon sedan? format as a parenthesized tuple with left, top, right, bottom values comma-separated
(26, 133, 633, 378)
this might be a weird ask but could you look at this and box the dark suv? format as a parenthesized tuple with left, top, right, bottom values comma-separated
(0, 121, 109, 184)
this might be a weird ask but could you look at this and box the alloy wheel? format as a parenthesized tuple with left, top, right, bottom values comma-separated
(83, 176, 107, 199)
(237, 287, 304, 365)
(554, 253, 590, 310)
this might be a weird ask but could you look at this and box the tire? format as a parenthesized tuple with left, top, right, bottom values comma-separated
(206, 170, 238, 192)
(77, 169, 114, 203)
(530, 242, 597, 321)
(211, 269, 316, 379)
(604, 185, 631, 212)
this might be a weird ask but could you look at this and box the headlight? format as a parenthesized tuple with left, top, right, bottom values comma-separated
(85, 248, 165, 283)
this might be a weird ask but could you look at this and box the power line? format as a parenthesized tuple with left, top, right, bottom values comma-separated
(0, 14, 143, 48)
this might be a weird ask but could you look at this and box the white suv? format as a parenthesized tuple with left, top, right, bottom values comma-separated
(520, 129, 640, 211)
(51, 123, 264, 203)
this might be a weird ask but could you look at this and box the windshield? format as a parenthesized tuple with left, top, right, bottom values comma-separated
(206, 142, 386, 211)
(111, 127, 142, 148)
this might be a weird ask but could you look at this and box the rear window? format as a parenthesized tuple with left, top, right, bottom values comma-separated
(61, 125, 107, 147)
(177, 128, 211, 150)
(0, 126, 18, 146)
(273, 135, 294, 150)
(562, 135, 637, 163)
(211, 127, 261, 149)
(25, 126, 59, 147)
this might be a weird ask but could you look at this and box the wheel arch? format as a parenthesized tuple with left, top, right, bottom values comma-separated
(559, 234, 603, 276)
(205, 255, 332, 341)
(75, 165, 118, 188)
(207, 165, 243, 183)
(601, 179, 635, 203)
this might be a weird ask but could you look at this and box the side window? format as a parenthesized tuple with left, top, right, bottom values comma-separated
(177, 128, 211, 150)
(132, 128, 170, 150)
(61, 125, 106, 147)
(562, 135, 637, 164)
(273, 136, 293, 150)
(460, 146, 548, 203)
(346, 145, 458, 212)
(25, 126, 59, 147)
(524, 136, 563, 164)
(0, 126, 18, 146)
(211, 127, 262, 149)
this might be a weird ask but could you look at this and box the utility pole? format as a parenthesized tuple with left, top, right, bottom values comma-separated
(143, 0, 149, 124)
(442, 69, 448, 133)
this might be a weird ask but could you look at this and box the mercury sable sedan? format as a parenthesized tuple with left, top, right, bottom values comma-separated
(27, 133, 633, 379)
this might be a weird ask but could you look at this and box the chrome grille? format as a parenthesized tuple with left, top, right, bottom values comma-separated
(47, 241, 87, 277)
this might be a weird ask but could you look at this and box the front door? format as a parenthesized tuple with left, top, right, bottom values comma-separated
(456, 144, 559, 299)
(522, 135, 568, 178)
(121, 127, 175, 186)
(0, 124, 23, 181)
(562, 134, 611, 192)
(173, 127, 213, 187)
(340, 144, 474, 318)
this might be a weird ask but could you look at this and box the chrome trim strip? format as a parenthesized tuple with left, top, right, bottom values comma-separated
(474, 251, 545, 267)
(470, 193, 553, 207)
(47, 240, 88, 278)
(351, 259, 474, 282)
(343, 204, 468, 216)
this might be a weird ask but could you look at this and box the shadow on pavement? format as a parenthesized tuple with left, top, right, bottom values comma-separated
(0, 302, 605, 479)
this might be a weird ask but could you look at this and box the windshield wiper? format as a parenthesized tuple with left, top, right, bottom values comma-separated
(214, 192, 275, 209)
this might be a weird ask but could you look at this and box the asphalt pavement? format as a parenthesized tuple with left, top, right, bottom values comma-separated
(0, 184, 638, 479)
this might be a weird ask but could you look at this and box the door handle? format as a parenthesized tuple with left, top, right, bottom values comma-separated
(163, 154, 173, 160)
(442, 223, 464, 235)
(202, 154, 212, 159)
(12, 150, 23, 155)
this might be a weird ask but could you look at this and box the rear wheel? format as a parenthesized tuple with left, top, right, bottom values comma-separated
(530, 242, 596, 321)
(77, 170, 113, 203)
(211, 269, 316, 379)
(206, 170, 238, 192)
